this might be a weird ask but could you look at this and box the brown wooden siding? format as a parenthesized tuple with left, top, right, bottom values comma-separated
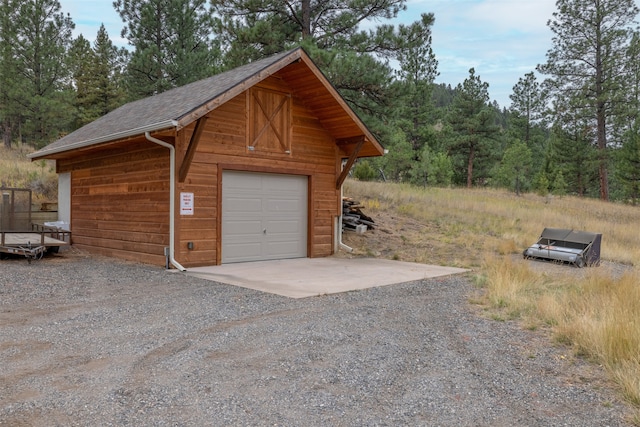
(57, 140, 171, 265)
(56, 72, 342, 268)
(176, 75, 340, 267)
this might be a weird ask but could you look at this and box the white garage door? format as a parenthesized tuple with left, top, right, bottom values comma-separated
(222, 171, 308, 263)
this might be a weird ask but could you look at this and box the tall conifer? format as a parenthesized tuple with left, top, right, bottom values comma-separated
(537, 0, 639, 200)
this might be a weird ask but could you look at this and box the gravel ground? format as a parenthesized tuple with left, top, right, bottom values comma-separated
(0, 250, 632, 426)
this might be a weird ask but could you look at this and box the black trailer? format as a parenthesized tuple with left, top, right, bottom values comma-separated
(523, 228, 602, 267)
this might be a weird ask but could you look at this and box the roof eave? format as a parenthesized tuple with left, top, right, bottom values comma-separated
(29, 120, 179, 160)
(296, 52, 384, 157)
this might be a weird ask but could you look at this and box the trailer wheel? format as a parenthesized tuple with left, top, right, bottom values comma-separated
(576, 257, 585, 268)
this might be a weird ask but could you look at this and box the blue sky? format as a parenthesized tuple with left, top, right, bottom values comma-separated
(59, 0, 577, 108)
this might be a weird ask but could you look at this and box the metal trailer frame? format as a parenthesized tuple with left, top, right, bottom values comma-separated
(523, 228, 602, 268)
(0, 227, 71, 263)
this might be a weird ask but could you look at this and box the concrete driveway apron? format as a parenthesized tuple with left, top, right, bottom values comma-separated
(185, 257, 468, 298)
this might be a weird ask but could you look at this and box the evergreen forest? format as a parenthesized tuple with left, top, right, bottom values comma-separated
(2, 0, 640, 203)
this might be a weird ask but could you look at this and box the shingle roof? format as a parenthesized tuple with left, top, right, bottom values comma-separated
(31, 49, 300, 159)
(30, 47, 383, 160)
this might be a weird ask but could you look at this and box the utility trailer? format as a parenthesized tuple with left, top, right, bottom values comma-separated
(523, 228, 602, 268)
(0, 227, 70, 263)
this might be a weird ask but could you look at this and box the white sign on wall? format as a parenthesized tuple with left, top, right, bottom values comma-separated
(180, 192, 194, 215)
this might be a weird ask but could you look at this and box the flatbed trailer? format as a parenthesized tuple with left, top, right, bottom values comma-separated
(0, 229, 70, 263)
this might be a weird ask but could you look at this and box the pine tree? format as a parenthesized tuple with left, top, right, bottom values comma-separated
(68, 35, 96, 128)
(378, 127, 414, 182)
(412, 147, 453, 187)
(616, 124, 640, 204)
(0, 0, 19, 148)
(537, 0, 640, 201)
(533, 172, 550, 196)
(11, 0, 75, 147)
(552, 170, 568, 196)
(494, 140, 533, 195)
(427, 152, 453, 187)
(69, 25, 127, 128)
(509, 72, 545, 145)
(612, 32, 640, 138)
(446, 68, 500, 188)
(92, 25, 127, 117)
(393, 13, 439, 155)
(548, 117, 598, 197)
(209, 0, 408, 132)
(114, 0, 219, 99)
(352, 160, 377, 181)
(210, 0, 406, 65)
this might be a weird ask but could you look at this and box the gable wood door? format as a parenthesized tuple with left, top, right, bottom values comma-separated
(221, 170, 308, 263)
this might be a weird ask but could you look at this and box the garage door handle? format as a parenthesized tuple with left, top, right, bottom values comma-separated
(263, 229, 267, 234)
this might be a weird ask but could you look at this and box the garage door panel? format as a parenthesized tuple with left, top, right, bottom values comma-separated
(224, 219, 263, 234)
(266, 198, 303, 213)
(266, 241, 304, 257)
(266, 230, 304, 240)
(266, 219, 302, 234)
(225, 197, 263, 213)
(223, 242, 263, 261)
(266, 174, 303, 190)
(224, 175, 264, 190)
(222, 171, 307, 264)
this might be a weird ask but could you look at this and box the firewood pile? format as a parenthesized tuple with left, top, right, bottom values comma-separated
(342, 197, 375, 233)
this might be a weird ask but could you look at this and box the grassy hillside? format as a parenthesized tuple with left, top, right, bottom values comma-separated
(344, 179, 640, 423)
(343, 179, 640, 267)
(0, 145, 57, 202)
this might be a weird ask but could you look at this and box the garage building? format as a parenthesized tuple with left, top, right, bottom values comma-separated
(30, 48, 384, 269)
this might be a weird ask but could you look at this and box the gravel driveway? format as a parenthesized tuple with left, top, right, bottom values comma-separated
(0, 251, 631, 426)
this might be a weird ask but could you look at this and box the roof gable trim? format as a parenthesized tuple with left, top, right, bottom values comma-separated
(29, 120, 178, 160)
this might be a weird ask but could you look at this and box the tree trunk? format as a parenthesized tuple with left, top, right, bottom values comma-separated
(525, 114, 531, 145)
(301, 0, 311, 39)
(467, 143, 475, 188)
(597, 103, 609, 201)
(595, 29, 609, 201)
(2, 118, 11, 149)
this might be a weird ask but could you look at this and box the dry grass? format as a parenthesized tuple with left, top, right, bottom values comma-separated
(345, 180, 640, 266)
(343, 179, 640, 420)
(485, 259, 640, 419)
(540, 269, 640, 401)
(0, 145, 57, 201)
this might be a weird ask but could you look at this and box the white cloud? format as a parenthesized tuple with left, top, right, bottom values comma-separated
(405, 0, 556, 106)
(60, 0, 125, 46)
(463, 0, 556, 34)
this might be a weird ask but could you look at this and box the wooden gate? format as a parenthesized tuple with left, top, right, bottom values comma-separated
(0, 187, 32, 231)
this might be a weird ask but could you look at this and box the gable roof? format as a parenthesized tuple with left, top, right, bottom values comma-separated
(30, 47, 383, 160)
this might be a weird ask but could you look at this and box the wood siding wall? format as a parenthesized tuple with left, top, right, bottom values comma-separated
(176, 76, 340, 267)
(56, 74, 342, 268)
(57, 141, 171, 265)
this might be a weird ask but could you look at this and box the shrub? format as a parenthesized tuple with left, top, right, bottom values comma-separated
(353, 160, 378, 181)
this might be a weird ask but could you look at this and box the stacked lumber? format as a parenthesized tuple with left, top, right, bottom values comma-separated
(342, 198, 375, 233)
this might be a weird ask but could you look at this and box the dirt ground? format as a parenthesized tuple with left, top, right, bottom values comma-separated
(338, 209, 468, 267)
